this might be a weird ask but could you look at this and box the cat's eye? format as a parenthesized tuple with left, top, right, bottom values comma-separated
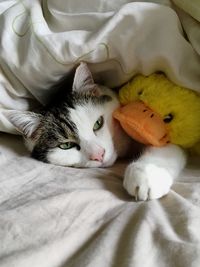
(59, 142, 77, 150)
(93, 116, 104, 132)
(163, 113, 174, 123)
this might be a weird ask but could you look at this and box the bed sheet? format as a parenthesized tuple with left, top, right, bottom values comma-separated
(0, 134, 200, 267)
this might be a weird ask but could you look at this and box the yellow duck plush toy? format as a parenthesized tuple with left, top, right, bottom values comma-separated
(113, 73, 200, 155)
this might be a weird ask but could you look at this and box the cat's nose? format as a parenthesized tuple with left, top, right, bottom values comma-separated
(90, 148, 105, 162)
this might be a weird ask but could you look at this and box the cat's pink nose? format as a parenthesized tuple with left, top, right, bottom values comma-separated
(90, 148, 105, 162)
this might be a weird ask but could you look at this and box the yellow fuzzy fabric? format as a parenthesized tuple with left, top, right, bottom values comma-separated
(119, 74, 200, 149)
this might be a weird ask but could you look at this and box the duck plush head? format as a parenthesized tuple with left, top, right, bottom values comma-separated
(113, 73, 200, 154)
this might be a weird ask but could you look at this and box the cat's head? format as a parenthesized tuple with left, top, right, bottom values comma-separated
(5, 63, 130, 168)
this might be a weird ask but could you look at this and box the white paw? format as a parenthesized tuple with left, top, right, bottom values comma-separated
(123, 163, 173, 201)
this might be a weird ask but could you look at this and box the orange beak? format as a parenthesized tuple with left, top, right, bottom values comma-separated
(113, 101, 170, 146)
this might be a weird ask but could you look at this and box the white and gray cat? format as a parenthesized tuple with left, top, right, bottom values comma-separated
(6, 63, 186, 201)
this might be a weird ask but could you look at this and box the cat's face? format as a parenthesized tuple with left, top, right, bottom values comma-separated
(6, 63, 129, 167)
(42, 90, 120, 168)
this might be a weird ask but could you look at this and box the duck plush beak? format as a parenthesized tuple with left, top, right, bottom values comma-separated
(113, 101, 170, 146)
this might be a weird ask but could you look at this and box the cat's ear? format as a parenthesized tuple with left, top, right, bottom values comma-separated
(72, 62, 100, 95)
(4, 110, 42, 138)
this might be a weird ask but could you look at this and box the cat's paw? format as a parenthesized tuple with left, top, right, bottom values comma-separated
(123, 163, 173, 201)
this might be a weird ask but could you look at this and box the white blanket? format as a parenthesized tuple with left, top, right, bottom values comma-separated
(0, 0, 200, 133)
(0, 1, 200, 267)
(0, 134, 200, 267)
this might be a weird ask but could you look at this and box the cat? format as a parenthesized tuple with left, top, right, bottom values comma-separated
(5, 63, 186, 201)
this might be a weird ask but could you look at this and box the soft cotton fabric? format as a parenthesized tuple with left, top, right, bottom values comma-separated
(0, 134, 200, 267)
(0, 0, 200, 133)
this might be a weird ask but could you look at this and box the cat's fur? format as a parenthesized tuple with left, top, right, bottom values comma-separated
(5, 63, 186, 201)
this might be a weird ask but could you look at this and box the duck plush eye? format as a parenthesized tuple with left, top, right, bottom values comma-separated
(93, 116, 104, 131)
(138, 89, 143, 96)
(59, 142, 77, 150)
(163, 113, 174, 123)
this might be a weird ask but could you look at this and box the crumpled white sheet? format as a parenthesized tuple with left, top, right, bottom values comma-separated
(0, 0, 200, 133)
(0, 134, 200, 267)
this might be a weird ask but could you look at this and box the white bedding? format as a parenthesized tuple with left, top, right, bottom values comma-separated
(0, 135, 200, 267)
(0, 1, 200, 267)
(1, 0, 200, 133)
